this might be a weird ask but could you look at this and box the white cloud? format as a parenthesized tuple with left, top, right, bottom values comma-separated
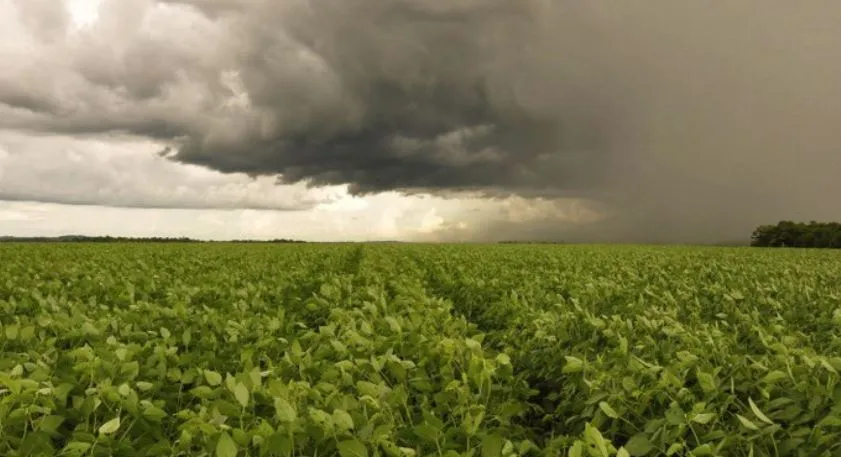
(0, 208, 33, 221)
(66, 0, 102, 28)
(0, 189, 600, 241)
(0, 130, 338, 210)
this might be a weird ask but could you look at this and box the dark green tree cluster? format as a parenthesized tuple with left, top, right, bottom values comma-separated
(751, 221, 841, 248)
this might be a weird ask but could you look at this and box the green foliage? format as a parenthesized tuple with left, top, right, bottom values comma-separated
(0, 243, 840, 456)
(751, 220, 841, 248)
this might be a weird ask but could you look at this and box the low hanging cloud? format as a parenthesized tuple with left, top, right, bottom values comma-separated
(0, 131, 337, 210)
(3, 0, 841, 242)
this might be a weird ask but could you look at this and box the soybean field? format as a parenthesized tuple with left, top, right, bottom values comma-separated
(1, 243, 840, 457)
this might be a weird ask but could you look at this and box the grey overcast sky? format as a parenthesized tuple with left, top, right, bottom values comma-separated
(2, 0, 841, 242)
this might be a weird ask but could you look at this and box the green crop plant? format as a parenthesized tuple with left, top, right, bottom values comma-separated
(1, 243, 840, 456)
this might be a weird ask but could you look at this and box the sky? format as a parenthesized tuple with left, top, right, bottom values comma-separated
(1, 0, 840, 242)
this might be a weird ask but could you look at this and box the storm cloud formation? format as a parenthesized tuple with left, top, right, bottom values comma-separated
(3, 0, 841, 242)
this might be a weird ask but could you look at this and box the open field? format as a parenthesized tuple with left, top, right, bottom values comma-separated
(1, 243, 840, 457)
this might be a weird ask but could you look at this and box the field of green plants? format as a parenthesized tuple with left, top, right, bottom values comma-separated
(1, 243, 840, 457)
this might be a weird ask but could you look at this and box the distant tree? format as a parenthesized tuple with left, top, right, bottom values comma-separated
(751, 221, 841, 248)
(750, 224, 777, 247)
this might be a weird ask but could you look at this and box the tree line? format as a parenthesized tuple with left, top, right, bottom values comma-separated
(0, 235, 306, 243)
(751, 221, 841, 248)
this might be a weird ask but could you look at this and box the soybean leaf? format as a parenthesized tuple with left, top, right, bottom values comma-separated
(337, 439, 368, 457)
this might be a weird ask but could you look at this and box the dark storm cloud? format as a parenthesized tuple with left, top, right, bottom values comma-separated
(4, 1, 841, 241)
(157, 0, 622, 197)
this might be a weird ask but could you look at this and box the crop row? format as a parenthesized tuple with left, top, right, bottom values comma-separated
(396, 245, 841, 456)
(0, 244, 536, 456)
